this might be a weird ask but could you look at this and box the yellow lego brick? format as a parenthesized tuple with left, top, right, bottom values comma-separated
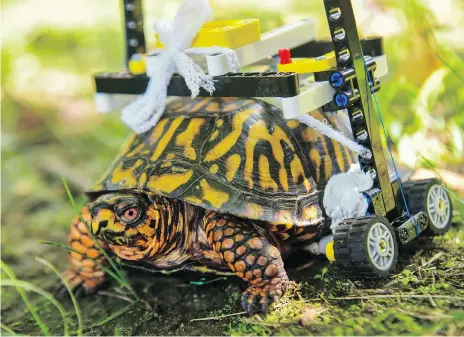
(155, 19, 260, 49)
(277, 51, 337, 74)
(128, 56, 146, 75)
(325, 240, 335, 262)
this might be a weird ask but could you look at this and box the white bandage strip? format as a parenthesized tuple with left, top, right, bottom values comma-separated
(297, 114, 371, 158)
(323, 166, 374, 233)
(120, 0, 240, 134)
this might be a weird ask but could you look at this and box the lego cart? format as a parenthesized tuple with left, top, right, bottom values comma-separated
(94, 0, 454, 277)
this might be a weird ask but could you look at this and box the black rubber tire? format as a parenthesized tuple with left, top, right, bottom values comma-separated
(401, 179, 453, 236)
(334, 216, 398, 278)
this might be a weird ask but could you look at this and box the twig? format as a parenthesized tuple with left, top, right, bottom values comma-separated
(421, 252, 444, 268)
(413, 249, 424, 259)
(330, 294, 464, 301)
(347, 279, 362, 296)
(421, 267, 437, 271)
(428, 295, 437, 308)
(394, 307, 451, 321)
(382, 279, 399, 289)
(98, 290, 136, 304)
(98, 290, 152, 311)
(451, 272, 464, 277)
(296, 260, 316, 271)
(190, 311, 246, 322)
(319, 293, 330, 305)
(84, 301, 137, 331)
(241, 318, 298, 327)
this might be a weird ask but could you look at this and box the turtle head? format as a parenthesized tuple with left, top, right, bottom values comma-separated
(89, 192, 160, 250)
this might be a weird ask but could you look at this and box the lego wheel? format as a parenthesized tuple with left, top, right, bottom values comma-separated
(402, 179, 453, 235)
(334, 216, 398, 278)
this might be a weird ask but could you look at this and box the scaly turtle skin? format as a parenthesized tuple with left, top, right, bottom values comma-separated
(63, 97, 356, 315)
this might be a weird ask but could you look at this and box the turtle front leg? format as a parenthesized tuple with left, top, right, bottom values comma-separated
(61, 205, 109, 296)
(203, 211, 289, 315)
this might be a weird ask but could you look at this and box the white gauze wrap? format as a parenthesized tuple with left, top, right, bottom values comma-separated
(120, 0, 240, 134)
(298, 114, 375, 232)
(323, 164, 374, 233)
(297, 114, 370, 157)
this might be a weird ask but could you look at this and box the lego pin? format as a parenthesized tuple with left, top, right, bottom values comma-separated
(278, 48, 292, 64)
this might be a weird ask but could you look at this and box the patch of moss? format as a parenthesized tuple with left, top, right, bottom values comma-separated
(228, 224, 464, 336)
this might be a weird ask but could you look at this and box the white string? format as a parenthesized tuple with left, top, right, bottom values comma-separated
(120, 0, 240, 134)
(297, 114, 371, 157)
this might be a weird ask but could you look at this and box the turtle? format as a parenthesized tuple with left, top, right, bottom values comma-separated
(63, 96, 357, 315)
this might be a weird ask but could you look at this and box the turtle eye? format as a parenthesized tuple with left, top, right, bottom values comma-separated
(120, 207, 141, 224)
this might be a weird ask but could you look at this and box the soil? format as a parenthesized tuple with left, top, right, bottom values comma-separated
(2, 219, 463, 336)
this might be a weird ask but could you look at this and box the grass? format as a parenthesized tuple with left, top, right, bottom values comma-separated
(35, 257, 83, 336)
(1, 191, 463, 336)
(1, 258, 145, 336)
(1, 175, 462, 336)
(0, 246, 140, 336)
(84, 301, 138, 331)
(1, 279, 69, 336)
(0, 179, 142, 336)
(1, 323, 20, 336)
(61, 177, 136, 299)
(227, 223, 464, 336)
(1, 261, 51, 336)
(37, 240, 130, 290)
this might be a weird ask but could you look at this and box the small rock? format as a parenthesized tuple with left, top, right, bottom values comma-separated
(299, 306, 318, 326)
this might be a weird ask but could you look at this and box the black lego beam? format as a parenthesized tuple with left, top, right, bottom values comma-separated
(291, 37, 384, 58)
(122, 0, 146, 68)
(95, 72, 300, 97)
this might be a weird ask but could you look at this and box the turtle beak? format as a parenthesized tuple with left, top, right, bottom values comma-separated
(91, 208, 124, 238)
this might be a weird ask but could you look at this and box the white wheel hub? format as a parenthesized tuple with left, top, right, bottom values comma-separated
(427, 185, 451, 229)
(367, 222, 395, 271)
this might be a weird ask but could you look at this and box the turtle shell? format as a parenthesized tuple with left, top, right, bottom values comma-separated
(88, 97, 357, 226)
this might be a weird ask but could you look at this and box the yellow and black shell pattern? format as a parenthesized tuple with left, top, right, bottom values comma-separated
(88, 97, 357, 227)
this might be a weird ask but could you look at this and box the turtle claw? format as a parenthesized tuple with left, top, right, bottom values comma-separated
(260, 299, 270, 316)
(55, 270, 104, 299)
(241, 284, 281, 316)
(55, 281, 79, 299)
(241, 293, 258, 316)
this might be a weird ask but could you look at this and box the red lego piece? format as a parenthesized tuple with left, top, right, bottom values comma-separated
(278, 48, 292, 64)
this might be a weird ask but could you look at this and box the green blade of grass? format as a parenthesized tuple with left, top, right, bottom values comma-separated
(0, 261, 51, 336)
(61, 177, 139, 300)
(1, 279, 68, 336)
(37, 240, 129, 290)
(61, 178, 123, 278)
(84, 301, 138, 331)
(35, 257, 82, 337)
(0, 323, 20, 336)
(420, 310, 464, 335)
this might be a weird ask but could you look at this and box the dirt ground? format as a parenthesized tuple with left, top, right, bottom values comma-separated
(1, 217, 463, 336)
